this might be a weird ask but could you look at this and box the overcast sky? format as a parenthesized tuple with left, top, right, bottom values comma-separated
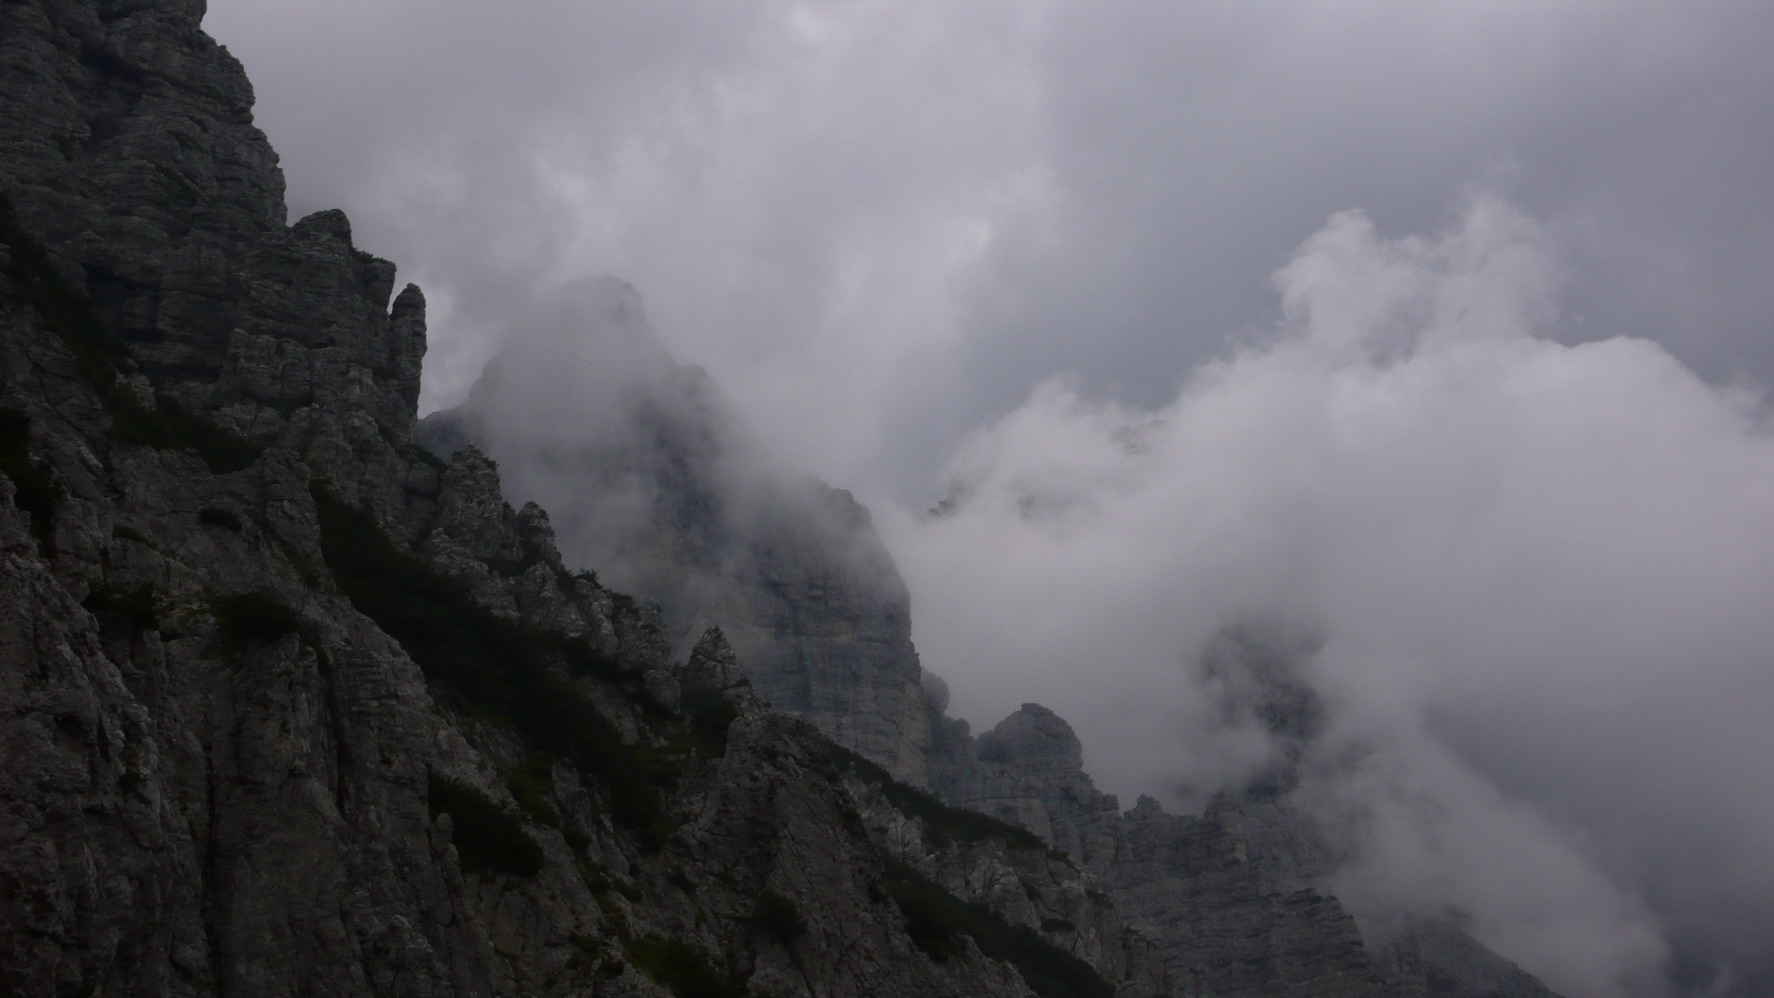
(204, 3, 1774, 995)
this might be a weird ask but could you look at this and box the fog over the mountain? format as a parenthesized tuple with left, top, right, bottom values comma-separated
(205, 3, 1774, 995)
(892, 194, 1774, 997)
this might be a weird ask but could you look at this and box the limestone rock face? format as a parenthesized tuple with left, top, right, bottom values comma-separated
(933, 704, 1123, 871)
(0, 3, 1567, 997)
(0, 4, 1160, 997)
(420, 290, 936, 784)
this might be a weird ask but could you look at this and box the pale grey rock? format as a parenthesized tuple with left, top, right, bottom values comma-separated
(934, 703, 1123, 872)
(2, 6, 1158, 997)
(0, 4, 1565, 998)
(421, 312, 936, 784)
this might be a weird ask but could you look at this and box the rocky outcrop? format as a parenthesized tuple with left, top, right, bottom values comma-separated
(0, 3, 1163, 996)
(420, 285, 937, 784)
(931, 703, 1123, 873)
(0, 3, 1565, 997)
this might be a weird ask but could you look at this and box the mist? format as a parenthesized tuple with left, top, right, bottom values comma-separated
(196, 2, 1774, 994)
(204, 0, 1774, 502)
(887, 195, 1774, 996)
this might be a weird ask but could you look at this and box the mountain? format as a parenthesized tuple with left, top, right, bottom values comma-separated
(417, 216, 1561, 998)
(0, 2, 1557, 996)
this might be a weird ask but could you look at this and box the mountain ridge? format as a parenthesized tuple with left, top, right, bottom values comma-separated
(0, 2, 1558, 996)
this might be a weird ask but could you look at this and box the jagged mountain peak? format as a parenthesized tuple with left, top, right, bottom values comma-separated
(0, 2, 1567, 996)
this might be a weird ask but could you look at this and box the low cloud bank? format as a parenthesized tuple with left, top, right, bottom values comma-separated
(887, 195, 1774, 997)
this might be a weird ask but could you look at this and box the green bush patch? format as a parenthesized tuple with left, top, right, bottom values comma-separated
(880, 855, 1112, 998)
(313, 482, 688, 851)
(84, 581, 160, 630)
(821, 742, 1044, 852)
(210, 591, 303, 652)
(681, 687, 740, 757)
(106, 395, 261, 474)
(508, 757, 561, 828)
(0, 192, 260, 474)
(198, 506, 243, 531)
(428, 774, 545, 876)
(0, 407, 62, 542)
(750, 891, 806, 944)
(623, 936, 745, 998)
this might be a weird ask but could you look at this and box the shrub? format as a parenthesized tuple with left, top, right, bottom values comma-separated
(83, 581, 160, 630)
(879, 855, 1112, 998)
(623, 936, 745, 998)
(0, 407, 62, 542)
(106, 395, 261, 474)
(821, 742, 1044, 851)
(681, 687, 740, 757)
(0, 193, 260, 474)
(210, 591, 303, 652)
(312, 483, 682, 851)
(428, 775, 544, 876)
(198, 506, 243, 531)
(508, 757, 561, 828)
(750, 891, 806, 944)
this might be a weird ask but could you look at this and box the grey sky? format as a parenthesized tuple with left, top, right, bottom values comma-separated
(205, 0, 1774, 500)
(204, 3, 1774, 994)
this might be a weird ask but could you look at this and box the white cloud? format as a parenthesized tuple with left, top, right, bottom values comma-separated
(888, 196, 1774, 996)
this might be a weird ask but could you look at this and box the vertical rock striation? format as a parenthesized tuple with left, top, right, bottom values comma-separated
(0, 3, 1166, 996)
(419, 285, 938, 784)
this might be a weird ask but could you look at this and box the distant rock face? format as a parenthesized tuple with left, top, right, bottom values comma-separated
(0, 4, 1166, 997)
(932, 703, 1124, 870)
(0, 3, 1566, 997)
(420, 286, 937, 783)
(409, 214, 1567, 998)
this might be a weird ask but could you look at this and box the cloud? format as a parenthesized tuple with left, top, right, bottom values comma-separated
(886, 195, 1774, 996)
(198, 2, 1774, 992)
(204, 1, 1774, 500)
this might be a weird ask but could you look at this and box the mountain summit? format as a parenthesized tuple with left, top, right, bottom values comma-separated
(0, 2, 1559, 995)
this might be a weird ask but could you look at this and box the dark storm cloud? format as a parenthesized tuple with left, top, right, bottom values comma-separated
(203, 3, 1774, 994)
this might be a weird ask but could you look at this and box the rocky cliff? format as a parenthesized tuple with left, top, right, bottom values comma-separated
(0, 2, 1565, 997)
(0, 2, 1166, 995)
(414, 257, 1562, 998)
(419, 286, 938, 786)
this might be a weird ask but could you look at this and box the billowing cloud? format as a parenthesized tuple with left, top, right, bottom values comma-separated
(888, 195, 1774, 995)
(205, 1, 1774, 498)
(200, 3, 1774, 993)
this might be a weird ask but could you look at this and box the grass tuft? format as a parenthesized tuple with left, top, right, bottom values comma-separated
(821, 741, 1045, 852)
(209, 591, 303, 652)
(623, 936, 745, 998)
(0, 407, 62, 543)
(1, 192, 261, 474)
(428, 774, 545, 876)
(84, 581, 161, 630)
(879, 854, 1112, 998)
(312, 482, 691, 851)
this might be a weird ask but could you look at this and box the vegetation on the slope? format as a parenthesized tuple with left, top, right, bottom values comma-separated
(83, 580, 161, 630)
(623, 935, 746, 998)
(0, 407, 62, 542)
(508, 757, 562, 828)
(209, 591, 305, 653)
(0, 192, 260, 473)
(313, 482, 739, 852)
(428, 774, 545, 876)
(749, 892, 806, 945)
(198, 505, 243, 531)
(820, 741, 1046, 852)
(879, 854, 1112, 998)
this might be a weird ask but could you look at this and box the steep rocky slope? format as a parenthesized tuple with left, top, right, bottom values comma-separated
(0, 2, 1562, 997)
(0, 2, 1165, 995)
(421, 252, 1560, 998)
(420, 286, 938, 786)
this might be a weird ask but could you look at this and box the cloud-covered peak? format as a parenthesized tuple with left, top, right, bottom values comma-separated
(889, 196, 1774, 996)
